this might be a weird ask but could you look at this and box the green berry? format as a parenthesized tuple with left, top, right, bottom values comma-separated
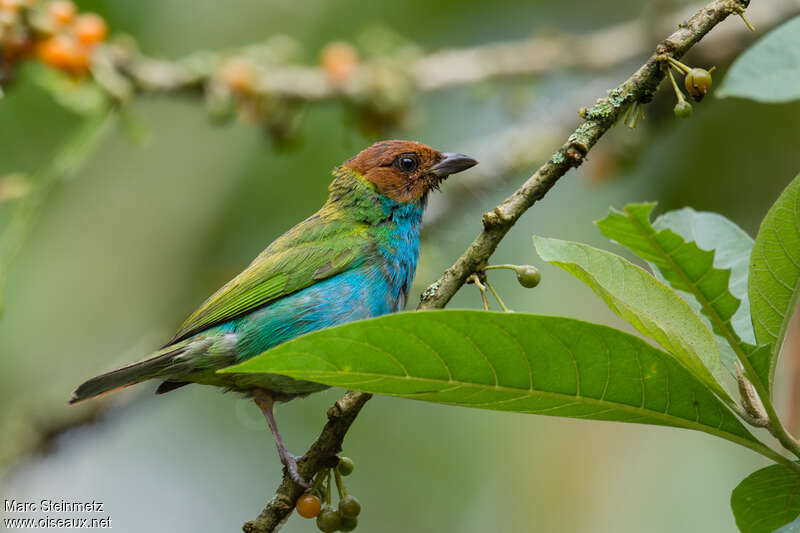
(514, 265, 541, 288)
(339, 516, 358, 532)
(673, 100, 692, 118)
(316, 507, 341, 533)
(338, 495, 361, 518)
(684, 68, 712, 102)
(337, 457, 355, 476)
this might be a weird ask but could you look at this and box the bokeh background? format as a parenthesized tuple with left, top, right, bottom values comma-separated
(2, 0, 800, 531)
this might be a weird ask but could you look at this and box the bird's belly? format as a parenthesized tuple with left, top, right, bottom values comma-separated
(185, 266, 402, 396)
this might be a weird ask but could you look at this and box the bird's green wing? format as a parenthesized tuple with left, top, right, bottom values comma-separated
(166, 214, 374, 344)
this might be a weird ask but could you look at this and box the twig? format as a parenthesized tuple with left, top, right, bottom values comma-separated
(246, 1, 752, 531)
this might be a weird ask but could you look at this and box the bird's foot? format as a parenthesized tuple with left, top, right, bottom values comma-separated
(282, 453, 310, 488)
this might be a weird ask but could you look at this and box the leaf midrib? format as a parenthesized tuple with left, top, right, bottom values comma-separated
(256, 348, 763, 450)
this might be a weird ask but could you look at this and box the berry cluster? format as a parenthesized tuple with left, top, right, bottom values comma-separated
(295, 457, 362, 532)
(663, 56, 714, 119)
(0, 0, 107, 75)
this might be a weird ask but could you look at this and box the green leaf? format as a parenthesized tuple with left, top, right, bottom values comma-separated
(596, 203, 749, 344)
(717, 15, 800, 103)
(595, 203, 760, 379)
(223, 311, 760, 451)
(749, 173, 800, 393)
(653, 206, 755, 345)
(731, 464, 800, 533)
(534, 235, 730, 400)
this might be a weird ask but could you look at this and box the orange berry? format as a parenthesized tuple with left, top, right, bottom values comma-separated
(47, 0, 76, 25)
(295, 494, 322, 519)
(74, 13, 108, 44)
(36, 34, 88, 72)
(220, 60, 255, 92)
(319, 41, 359, 85)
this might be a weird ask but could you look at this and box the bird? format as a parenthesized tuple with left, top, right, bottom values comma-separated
(70, 140, 477, 486)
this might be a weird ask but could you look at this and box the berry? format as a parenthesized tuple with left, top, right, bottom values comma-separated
(338, 495, 361, 519)
(684, 68, 712, 102)
(296, 493, 322, 519)
(36, 34, 88, 72)
(337, 457, 354, 476)
(74, 13, 108, 45)
(316, 507, 341, 533)
(339, 516, 358, 532)
(514, 265, 541, 288)
(319, 41, 359, 85)
(673, 100, 692, 118)
(47, 0, 76, 26)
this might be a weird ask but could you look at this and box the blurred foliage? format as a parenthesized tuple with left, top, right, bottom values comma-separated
(2, 1, 800, 532)
(717, 15, 800, 103)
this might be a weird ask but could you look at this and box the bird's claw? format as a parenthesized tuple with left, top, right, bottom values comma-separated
(283, 454, 310, 488)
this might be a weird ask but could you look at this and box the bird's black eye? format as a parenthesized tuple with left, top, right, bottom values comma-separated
(394, 155, 418, 173)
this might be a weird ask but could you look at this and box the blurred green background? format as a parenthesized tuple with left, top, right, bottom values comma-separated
(2, 1, 799, 531)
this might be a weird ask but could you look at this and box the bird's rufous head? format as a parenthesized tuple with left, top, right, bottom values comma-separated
(342, 140, 477, 204)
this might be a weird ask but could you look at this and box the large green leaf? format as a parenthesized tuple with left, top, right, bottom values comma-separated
(223, 311, 760, 451)
(717, 15, 800, 103)
(534, 235, 731, 400)
(595, 203, 758, 380)
(731, 464, 800, 533)
(749, 174, 800, 393)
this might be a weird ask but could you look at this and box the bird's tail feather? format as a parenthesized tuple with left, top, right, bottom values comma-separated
(69, 345, 186, 404)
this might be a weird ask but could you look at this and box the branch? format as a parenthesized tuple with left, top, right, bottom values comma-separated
(417, 0, 750, 310)
(105, 0, 791, 101)
(246, 0, 752, 530)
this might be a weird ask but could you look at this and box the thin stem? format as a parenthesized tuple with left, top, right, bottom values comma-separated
(667, 68, 687, 102)
(485, 280, 510, 312)
(310, 469, 327, 495)
(667, 56, 692, 74)
(484, 264, 518, 271)
(469, 273, 490, 311)
(325, 469, 332, 505)
(333, 468, 347, 499)
(739, 13, 755, 31)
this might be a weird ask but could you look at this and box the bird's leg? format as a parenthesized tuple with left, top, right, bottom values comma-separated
(253, 388, 310, 488)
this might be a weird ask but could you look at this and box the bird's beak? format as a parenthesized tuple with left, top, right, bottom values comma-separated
(430, 153, 478, 178)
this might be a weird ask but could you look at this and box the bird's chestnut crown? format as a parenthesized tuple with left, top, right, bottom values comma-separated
(342, 140, 477, 204)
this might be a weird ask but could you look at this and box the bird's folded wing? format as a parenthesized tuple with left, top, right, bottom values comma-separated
(166, 218, 373, 345)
